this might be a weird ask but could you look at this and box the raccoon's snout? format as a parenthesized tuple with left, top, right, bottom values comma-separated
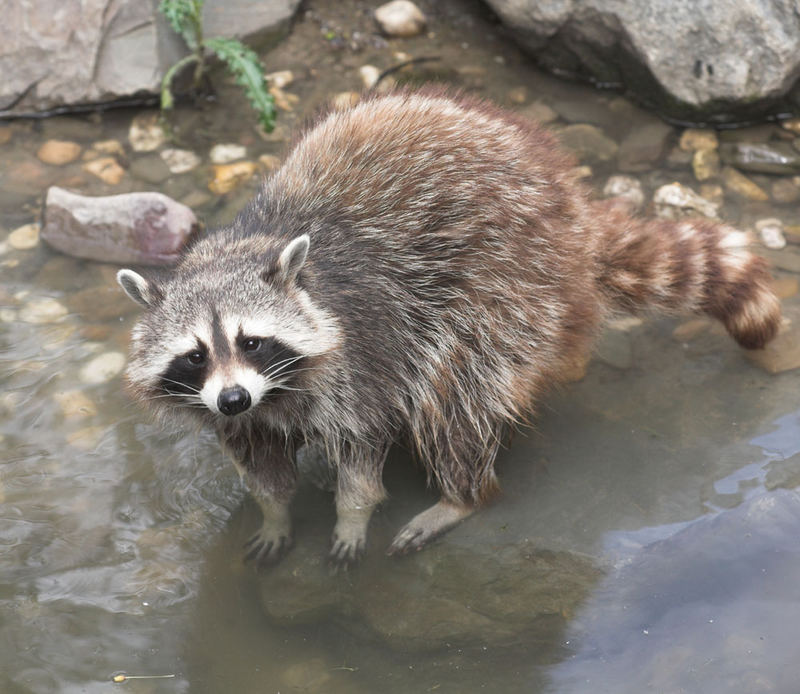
(217, 386, 252, 416)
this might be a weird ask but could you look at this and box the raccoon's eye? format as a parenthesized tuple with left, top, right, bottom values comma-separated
(242, 338, 261, 352)
(186, 351, 205, 365)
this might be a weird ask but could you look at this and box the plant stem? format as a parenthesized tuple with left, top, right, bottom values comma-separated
(160, 53, 201, 110)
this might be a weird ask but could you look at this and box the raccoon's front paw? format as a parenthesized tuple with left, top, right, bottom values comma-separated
(387, 500, 473, 555)
(244, 525, 293, 567)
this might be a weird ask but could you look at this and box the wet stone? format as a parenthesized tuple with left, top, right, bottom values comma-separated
(557, 124, 618, 163)
(781, 118, 800, 135)
(83, 157, 125, 185)
(772, 276, 799, 299)
(270, 85, 299, 112)
(258, 154, 281, 172)
(374, 0, 427, 38)
(90, 139, 126, 158)
(266, 70, 294, 89)
(519, 101, 558, 124)
(755, 218, 786, 250)
(331, 91, 360, 110)
(258, 539, 600, 652)
(603, 175, 644, 213)
(53, 390, 97, 419)
(129, 154, 171, 184)
(8, 223, 40, 250)
(507, 86, 527, 104)
(18, 297, 68, 324)
(653, 182, 719, 220)
(679, 128, 719, 152)
(771, 177, 800, 204)
(79, 351, 126, 384)
(209, 144, 247, 165)
(129, 113, 166, 152)
(37, 140, 82, 166)
(745, 321, 800, 374)
(720, 141, 800, 175)
(208, 162, 258, 195)
(721, 166, 769, 201)
(358, 65, 382, 90)
(160, 148, 201, 174)
(616, 121, 672, 172)
(0, 126, 11, 145)
(67, 285, 140, 321)
(699, 183, 724, 207)
(692, 148, 720, 181)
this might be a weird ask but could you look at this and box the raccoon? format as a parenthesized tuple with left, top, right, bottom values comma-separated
(117, 88, 781, 568)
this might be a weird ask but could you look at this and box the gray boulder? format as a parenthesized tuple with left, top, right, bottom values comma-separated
(0, 0, 300, 116)
(484, 0, 800, 123)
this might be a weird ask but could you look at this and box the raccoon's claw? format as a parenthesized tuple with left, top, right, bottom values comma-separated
(328, 534, 365, 572)
(243, 530, 293, 567)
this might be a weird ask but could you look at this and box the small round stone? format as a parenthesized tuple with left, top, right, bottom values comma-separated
(80, 351, 126, 384)
(19, 298, 68, 324)
(375, 0, 427, 37)
(210, 144, 247, 165)
(8, 223, 40, 250)
(37, 140, 82, 165)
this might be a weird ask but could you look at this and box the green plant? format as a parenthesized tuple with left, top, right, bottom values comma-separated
(159, 0, 276, 132)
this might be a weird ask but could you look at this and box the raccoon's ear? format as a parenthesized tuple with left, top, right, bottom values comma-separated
(276, 234, 310, 283)
(116, 269, 162, 309)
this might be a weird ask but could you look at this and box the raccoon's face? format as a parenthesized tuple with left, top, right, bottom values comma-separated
(117, 234, 340, 420)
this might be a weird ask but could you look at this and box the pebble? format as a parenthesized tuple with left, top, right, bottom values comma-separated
(19, 297, 68, 324)
(265, 70, 294, 89)
(210, 143, 247, 165)
(129, 114, 166, 152)
(374, 0, 427, 38)
(519, 101, 558, 124)
(616, 122, 672, 172)
(129, 154, 171, 184)
(781, 118, 800, 134)
(332, 91, 360, 110)
(653, 182, 719, 219)
(160, 148, 201, 174)
(602, 175, 645, 213)
(79, 351, 126, 384)
(8, 223, 40, 250)
(37, 140, 82, 166)
(507, 86, 528, 104)
(755, 218, 786, 250)
(569, 165, 593, 180)
(679, 128, 719, 152)
(359, 65, 382, 90)
(208, 162, 258, 195)
(0, 126, 11, 145)
(719, 141, 800, 175)
(557, 124, 618, 162)
(83, 157, 125, 185)
(721, 166, 769, 201)
(771, 177, 800, 204)
(258, 154, 281, 172)
(692, 148, 720, 181)
(745, 318, 800, 374)
(269, 86, 299, 112)
(91, 139, 126, 158)
(53, 390, 98, 419)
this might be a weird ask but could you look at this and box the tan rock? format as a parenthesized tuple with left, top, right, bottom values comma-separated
(129, 113, 166, 152)
(83, 157, 125, 185)
(8, 223, 40, 250)
(37, 140, 82, 165)
(258, 154, 281, 172)
(699, 183, 724, 207)
(679, 128, 719, 152)
(772, 276, 799, 299)
(54, 390, 98, 419)
(781, 118, 800, 134)
(520, 101, 558, 124)
(507, 86, 528, 105)
(375, 0, 426, 37)
(332, 91, 360, 110)
(0, 126, 11, 145)
(721, 166, 769, 201)
(745, 319, 800, 373)
(269, 86, 299, 112)
(265, 70, 294, 89)
(208, 161, 258, 195)
(92, 139, 126, 157)
(672, 319, 711, 341)
(692, 148, 720, 181)
(771, 177, 800, 204)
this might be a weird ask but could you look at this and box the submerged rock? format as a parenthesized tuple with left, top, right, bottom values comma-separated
(37, 140, 82, 166)
(720, 141, 800, 175)
(258, 539, 601, 653)
(653, 183, 719, 220)
(208, 162, 258, 195)
(721, 166, 769, 201)
(603, 175, 645, 213)
(755, 218, 787, 250)
(41, 186, 197, 265)
(7, 223, 41, 250)
(79, 351, 126, 384)
(557, 124, 618, 163)
(374, 1, 427, 38)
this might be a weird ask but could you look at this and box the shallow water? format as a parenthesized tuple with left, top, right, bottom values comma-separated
(3, 0, 800, 692)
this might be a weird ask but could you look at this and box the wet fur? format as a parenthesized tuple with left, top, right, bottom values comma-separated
(121, 87, 781, 564)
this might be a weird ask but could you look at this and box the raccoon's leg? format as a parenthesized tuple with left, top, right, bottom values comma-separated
(224, 430, 298, 567)
(329, 441, 389, 569)
(388, 419, 504, 555)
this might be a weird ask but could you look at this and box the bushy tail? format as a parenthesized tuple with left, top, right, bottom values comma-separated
(593, 200, 781, 349)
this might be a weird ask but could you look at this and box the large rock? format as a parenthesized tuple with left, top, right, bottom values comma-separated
(0, 0, 301, 116)
(483, 0, 800, 124)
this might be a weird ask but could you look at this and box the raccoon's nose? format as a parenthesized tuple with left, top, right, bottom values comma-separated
(217, 386, 252, 416)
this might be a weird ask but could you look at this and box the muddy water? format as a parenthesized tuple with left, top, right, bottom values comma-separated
(3, 1, 800, 692)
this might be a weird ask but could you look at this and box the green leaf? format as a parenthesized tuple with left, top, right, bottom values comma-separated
(159, 0, 204, 50)
(205, 37, 276, 132)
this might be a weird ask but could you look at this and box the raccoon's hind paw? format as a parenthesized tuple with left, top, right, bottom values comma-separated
(244, 527, 294, 567)
(387, 500, 473, 555)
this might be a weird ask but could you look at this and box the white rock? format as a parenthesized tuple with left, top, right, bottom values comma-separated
(653, 182, 719, 220)
(755, 217, 787, 250)
(359, 65, 382, 90)
(160, 148, 201, 174)
(210, 143, 247, 164)
(602, 175, 645, 212)
(8, 223, 40, 250)
(0, 308, 17, 322)
(19, 298, 68, 324)
(80, 351, 126, 384)
(266, 70, 294, 89)
(128, 114, 166, 152)
(375, 0, 427, 37)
